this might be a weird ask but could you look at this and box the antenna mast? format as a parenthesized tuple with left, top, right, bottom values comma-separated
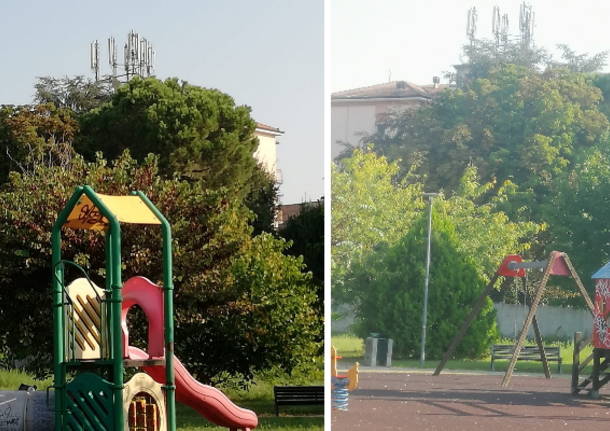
(90, 40, 100, 81)
(492, 6, 510, 48)
(89, 30, 155, 83)
(492, 6, 501, 46)
(519, 2, 535, 48)
(466, 6, 478, 45)
(108, 37, 117, 77)
(501, 12, 510, 46)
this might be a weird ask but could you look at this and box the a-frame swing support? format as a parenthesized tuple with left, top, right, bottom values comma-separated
(433, 251, 595, 387)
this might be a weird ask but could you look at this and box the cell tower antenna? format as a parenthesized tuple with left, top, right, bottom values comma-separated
(501, 13, 510, 46)
(90, 40, 100, 81)
(466, 6, 478, 44)
(90, 30, 155, 83)
(519, 2, 535, 47)
(108, 37, 118, 77)
(492, 6, 501, 46)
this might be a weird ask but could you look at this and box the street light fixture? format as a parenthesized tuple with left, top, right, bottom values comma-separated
(420, 192, 439, 368)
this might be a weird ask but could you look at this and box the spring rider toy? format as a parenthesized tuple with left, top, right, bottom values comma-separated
(331, 346, 359, 411)
(52, 186, 257, 430)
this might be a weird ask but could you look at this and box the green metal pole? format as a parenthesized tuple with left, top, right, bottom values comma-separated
(104, 232, 112, 359)
(109, 228, 124, 431)
(51, 229, 64, 431)
(135, 191, 176, 431)
(82, 186, 124, 430)
(52, 186, 84, 431)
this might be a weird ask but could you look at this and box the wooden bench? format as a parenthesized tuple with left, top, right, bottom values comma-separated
(491, 344, 561, 373)
(273, 385, 324, 416)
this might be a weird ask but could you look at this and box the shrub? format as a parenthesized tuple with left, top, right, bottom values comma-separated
(350, 210, 498, 359)
(0, 151, 320, 383)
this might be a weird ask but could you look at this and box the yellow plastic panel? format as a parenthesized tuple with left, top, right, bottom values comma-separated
(65, 277, 106, 360)
(65, 193, 161, 230)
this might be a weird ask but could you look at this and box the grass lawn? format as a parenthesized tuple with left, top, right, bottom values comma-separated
(0, 368, 323, 431)
(332, 333, 594, 376)
(175, 376, 323, 430)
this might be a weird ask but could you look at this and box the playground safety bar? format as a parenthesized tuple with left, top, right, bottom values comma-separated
(508, 260, 548, 270)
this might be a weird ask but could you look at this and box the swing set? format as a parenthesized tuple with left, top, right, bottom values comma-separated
(433, 251, 595, 387)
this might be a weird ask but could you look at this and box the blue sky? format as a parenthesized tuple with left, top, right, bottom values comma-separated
(0, 0, 323, 204)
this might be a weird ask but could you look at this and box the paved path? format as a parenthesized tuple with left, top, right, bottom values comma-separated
(332, 371, 610, 430)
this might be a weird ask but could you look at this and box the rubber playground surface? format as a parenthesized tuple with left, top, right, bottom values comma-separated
(332, 370, 610, 430)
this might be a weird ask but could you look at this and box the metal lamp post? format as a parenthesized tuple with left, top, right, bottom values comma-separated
(420, 192, 438, 368)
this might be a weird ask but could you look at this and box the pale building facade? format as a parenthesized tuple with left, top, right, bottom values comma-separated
(331, 80, 447, 159)
(253, 122, 283, 181)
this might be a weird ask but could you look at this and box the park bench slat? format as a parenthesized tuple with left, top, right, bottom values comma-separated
(274, 386, 324, 416)
(491, 344, 561, 372)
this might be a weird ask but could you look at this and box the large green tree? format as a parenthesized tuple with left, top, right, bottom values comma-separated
(0, 151, 320, 382)
(542, 149, 610, 303)
(363, 39, 610, 306)
(0, 103, 78, 182)
(77, 77, 259, 193)
(331, 150, 424, 303)
(244, 165, 280, 235)
(332, 150, 541, 308)
(32, 74, 281, 238)
(279, 200, 324, 312)
(34, 76, 114, 113)
(349, 210, 498, 359)
(370, 66, 609, 196)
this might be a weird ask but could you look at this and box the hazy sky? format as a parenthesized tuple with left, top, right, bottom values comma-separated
(0, 0, 323, 204)
(332, 0, 610, 91)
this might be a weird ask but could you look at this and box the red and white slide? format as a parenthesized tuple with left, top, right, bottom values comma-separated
(128, 345, 258, 430)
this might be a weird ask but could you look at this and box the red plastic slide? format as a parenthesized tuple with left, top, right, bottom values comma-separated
(121, 277, 257, 430)
(128, 346, 258, 430)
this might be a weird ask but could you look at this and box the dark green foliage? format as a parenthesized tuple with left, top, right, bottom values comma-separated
(453, 38, 605, 86)
(0, 103, 78, 183)
(0, 152, 320, 382)
(279, 201, 324, 311)
(203, 234, 321, 382)
(371, 65, 609, 195)
(0, 75, 318, 384)
(244, 165, 280, 235)
(592, 73, 610, 120)
(551, 45, 608, 74)
(542, 150, 610, 304)
(364, 39, 610, 308)
(455, 38, 549, 85)
(350, 211, 498, 359)
(34, 76, 114, 113)
(77, 77, 258, 193)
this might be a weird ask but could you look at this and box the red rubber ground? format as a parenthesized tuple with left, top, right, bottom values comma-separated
(332, 372, 610, 430)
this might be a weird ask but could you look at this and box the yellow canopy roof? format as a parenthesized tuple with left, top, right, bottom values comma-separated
(65, 193, 161, 231)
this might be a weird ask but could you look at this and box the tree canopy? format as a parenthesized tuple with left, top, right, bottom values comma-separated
(0, 76, 320, 383)
(332, 150, 541, 307)
(34, 76, 114, 113)
(349, 210, 498, 359)
(370, 65, 609, 195)
(355, 38, 610, 307)
(279, 200, 324, 313)
(331, 150, 424, 303)
(77, 77, 259, 193)
(0, 151, 320, 382)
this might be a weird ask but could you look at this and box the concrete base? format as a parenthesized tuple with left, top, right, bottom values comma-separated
(0, 390, 54, 431)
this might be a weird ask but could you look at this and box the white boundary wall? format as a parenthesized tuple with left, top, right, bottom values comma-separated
(332, 302, 593, 339)
(494, 302, 592, 339)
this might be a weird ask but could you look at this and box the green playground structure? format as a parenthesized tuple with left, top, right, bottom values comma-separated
(51, 185, 257, 431)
